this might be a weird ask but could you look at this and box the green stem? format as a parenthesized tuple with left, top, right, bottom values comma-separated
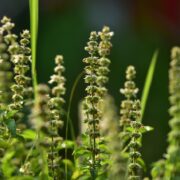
(65, 71, 84, 180)
(66, 71, 84, 142)
(90, 63, 97, 179)
(29, 0, 39, 102)
(91, 102, 96, 180)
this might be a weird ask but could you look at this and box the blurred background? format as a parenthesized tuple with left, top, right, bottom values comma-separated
(1, 0, 180, 176)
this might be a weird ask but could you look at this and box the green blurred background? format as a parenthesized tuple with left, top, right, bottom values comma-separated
(1, 0, 180, 176)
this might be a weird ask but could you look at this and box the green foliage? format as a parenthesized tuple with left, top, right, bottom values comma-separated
(0, 2, 179, 179)
(21, 129, 36, 140)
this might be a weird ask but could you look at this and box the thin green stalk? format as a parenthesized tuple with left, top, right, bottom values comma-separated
(29, 0, 39, 101)
(66, 71, 84, 142)
(23, 134, 38, 165)
(91, 102, 97, 179)
(65, 71, 84, 180)
(141, 50, 158, 121)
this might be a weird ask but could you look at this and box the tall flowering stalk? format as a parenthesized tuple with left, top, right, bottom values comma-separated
(9, 30, 32, 127)
(120, 66, 144, 180)
(0, 17, 14, 167)
(1, 17, 32, 111)
(82, 26, 113, 178)
(83, 31, 99, 178)
(0, 17, 33, 177)
(0, 17, 14, 108)
(2, 16, 19, 64)
(48, 55, 66, 179)
(128, 100, 142, 180)
(166, 47, 180, 178)
(10, 30, 31, 105)
(97, 26, 113, 95)
(151, 47, 180, 180)
(0, 17, 18, 167)
(27, 56, 66, 179)
(19, 30, 33, 108)
(120, 66, 139, 136)
(0, 17, 32, 132)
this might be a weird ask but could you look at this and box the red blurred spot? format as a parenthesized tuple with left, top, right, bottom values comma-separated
(163, 0, 179, 25)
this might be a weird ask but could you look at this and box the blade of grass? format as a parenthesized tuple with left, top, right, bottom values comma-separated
(66, 71, 84, 142)
(65, 71, 84, 180)
(29, 0, 39, 101)
(141, 50, 159, 121)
